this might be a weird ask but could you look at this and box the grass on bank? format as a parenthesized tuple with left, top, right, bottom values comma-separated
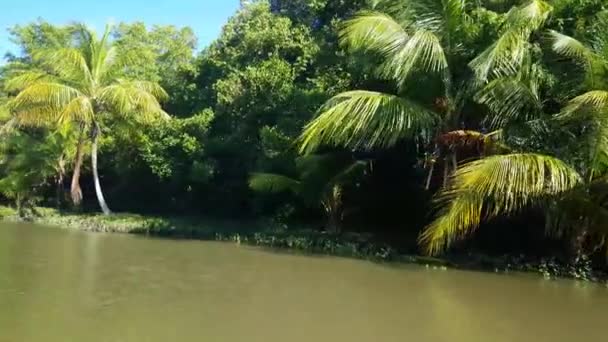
(0, 205, 412, 261)
(0, 205, 269, 236)
(0, 205, 605, 282)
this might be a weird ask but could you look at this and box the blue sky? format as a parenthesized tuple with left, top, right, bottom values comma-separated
(0, 0, 241, 58)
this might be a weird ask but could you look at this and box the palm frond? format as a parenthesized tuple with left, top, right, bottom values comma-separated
(98, 81, 168, 121)
(127, 81, 169, 102)
(470, 29, 530, 82)
(0, 118, 17, 137)
(326, 160, 368, 189)
(295, 153, 367, 188)
(420, 153, 582, 255)
(4, 70, 58, 92)
(558, 91, 608, 172)
(340, 11, 448, 89)
(470, 0, 552, 82)
(476, 77, 542, 128)
(588, 116, 608, 178)
(549, 31, 596, 69)
(11, 105, 61, 127)
(340, 11, 409, 57)
(9, 82, 82, 111)
(33, 48, 92, 88)
(249, 173, 302, 194)
(559, 90, 608, 119)
(426, 0, 476, 47)
(440, 0, 472, 33)
(420, 192, 485, 256)
(505, 0, 552, 29)
(94, 24, 117, 82)
(380, 29, 449, 89)
(58, 96, 94, 124)
(96, 45, 119, 85)
(298, 90, 438, 154)
(454, 154, 581, 213)
(71, 23, 117, 84)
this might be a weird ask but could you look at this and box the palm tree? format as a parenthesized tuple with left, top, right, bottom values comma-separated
(6, 24, 168, 214)
(294, 0, 607, 255)
(249, 154, 368, 233)
(419, 13, 608, 256)
(298, 0, 553, 188)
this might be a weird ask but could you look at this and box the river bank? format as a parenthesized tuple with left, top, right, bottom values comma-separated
(1, 206, 606, 283)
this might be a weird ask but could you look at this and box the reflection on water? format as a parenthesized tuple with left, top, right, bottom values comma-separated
(0, 222, 606, 342)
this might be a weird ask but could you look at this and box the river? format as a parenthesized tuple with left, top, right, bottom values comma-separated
(0, 222, 606, 341)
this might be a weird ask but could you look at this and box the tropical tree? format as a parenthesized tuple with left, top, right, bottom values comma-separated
(294, 0, 608, 255)
(191, 2, 331, 215)
(0, 129, 67, 216)
(6, 24, 168, 214)
(419, 11, 608, 256)
(297, 0, 554, 188)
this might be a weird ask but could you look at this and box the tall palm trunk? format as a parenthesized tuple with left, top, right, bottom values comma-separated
(16, 193, 24, 218)
(56, 154, 66, 209)
(91, 124, 111, 215)
(70, 126, 86, 206)
(322, 185, 343, 234)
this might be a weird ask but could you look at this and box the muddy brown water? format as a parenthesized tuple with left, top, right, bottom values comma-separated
(0, 222, 606, 341)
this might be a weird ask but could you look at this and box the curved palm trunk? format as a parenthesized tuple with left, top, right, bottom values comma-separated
(91, 125, 111, 215)
(70, 128, 86, 206)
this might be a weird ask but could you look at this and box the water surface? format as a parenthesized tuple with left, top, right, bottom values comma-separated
(0, 223, 606, 341)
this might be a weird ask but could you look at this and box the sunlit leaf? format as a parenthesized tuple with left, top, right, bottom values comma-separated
(298, 90, 438, 154)
(420, 153, 582, 255)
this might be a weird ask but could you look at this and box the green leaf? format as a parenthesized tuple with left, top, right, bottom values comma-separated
(549, 30, 596, 68)
(380, 29, 449, 89)
(470, 0, 552, 82)
(249, 173, 302, 194)
(298, 90, 438, 154)
(420, 153, 582, 255)
(340, 11, 409, 57)
(476, 77, 542, 128)
(340, 11, 448, 89)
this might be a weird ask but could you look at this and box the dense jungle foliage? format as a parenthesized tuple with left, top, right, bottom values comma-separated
(2, 0, 608, 263)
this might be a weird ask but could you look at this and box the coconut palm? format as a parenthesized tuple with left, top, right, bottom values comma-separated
(469, 0, 553, 83)
(298, 0, 553, 188)
(419, 15, 608, 256)
(299, 0, 464, 154)
(6, 24, 168, 214)
(419, 149, 608, 256)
